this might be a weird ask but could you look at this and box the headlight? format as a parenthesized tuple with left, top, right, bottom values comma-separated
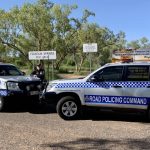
(0, 81, 7, 89)
(7, 82, 20, 91)
(46, 83, 57, 92)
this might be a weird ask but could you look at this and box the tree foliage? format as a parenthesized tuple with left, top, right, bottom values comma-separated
(0, 0, 150, 73)
(127, 37, 150, 49)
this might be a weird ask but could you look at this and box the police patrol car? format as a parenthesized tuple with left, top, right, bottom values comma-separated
(0, 63, 42, 111)
(43, 62, 150, 120)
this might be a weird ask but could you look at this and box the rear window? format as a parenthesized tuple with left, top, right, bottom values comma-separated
(126, 66, 149, 81)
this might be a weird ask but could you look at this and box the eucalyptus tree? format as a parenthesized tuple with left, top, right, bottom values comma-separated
(50, 4, 79, 70)
(127, 40, 141, 50)
(0, 43, 7, 62)
(139, 37, 150, 48)
(0, 0, 129, 72)
(99, 30, 127, 65)
(18, 0, 54, 66)
(65, 10, 96, 72)
(0, 0, 54, 66)
(72, 23, 124, 70)
(0, 8, 31, 64)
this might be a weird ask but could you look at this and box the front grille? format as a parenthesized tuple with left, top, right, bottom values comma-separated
(18, 81, 42, 92)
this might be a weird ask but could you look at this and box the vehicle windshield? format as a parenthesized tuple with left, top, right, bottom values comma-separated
(0, 65, 23, 76)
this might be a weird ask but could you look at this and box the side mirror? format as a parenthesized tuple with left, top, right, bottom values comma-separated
(90, 75, 104, 82)
(90, 75, 99, 82)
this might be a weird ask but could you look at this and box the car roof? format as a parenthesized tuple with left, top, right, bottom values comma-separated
(104, 62, 150, 67)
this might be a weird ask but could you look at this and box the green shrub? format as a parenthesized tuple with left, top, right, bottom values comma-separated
(15, 59, 25, 66)
(58, 67, 69, 73)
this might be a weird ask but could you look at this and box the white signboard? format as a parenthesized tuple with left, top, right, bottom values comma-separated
(83, 43, 97, 53)
(29, 51, 56, 60)
(113, 49, 150, 56)
(134, 49, 150, 55)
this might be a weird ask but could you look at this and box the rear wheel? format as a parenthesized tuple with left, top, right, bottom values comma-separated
(57, 96, 81, 120)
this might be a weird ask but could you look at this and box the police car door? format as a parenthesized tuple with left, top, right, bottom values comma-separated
(122, 65, 149, 110)
(84, 66, 124, 108)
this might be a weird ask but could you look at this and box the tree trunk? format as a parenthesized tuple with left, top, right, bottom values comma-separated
(0, 40, 33, 66)
(78, 57, 84, 72)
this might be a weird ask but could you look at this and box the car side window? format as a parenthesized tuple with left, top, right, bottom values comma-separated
(94, 66, 123, 81)
(126, 66, 149, 81)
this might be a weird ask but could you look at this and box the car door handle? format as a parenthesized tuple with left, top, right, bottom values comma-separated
(112, 86, 122, 88)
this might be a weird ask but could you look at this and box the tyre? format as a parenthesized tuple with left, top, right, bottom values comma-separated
(0, 97, 4, 111)
(56, 96, 81, 120)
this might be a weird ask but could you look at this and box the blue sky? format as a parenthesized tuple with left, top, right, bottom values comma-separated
(0, 0, 150, 42)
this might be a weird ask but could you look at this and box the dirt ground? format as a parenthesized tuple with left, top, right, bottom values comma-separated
(0, 104, 150, 150)
(57, 74, 85, 79)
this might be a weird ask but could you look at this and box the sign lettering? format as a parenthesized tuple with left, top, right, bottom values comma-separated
(29, 51, 56, 60)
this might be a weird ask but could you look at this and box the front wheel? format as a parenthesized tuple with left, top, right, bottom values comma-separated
(56, 96, 81, 120)
(0, 97, 4, 111)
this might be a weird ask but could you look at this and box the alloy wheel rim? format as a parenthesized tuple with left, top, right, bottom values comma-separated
(62, 101, 77, 117)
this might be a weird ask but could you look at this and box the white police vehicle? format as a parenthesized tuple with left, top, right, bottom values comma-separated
(0, 63, 42, 111)
(43, 62, 150, 120)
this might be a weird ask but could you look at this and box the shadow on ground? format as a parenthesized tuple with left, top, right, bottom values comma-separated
(2, 102, 56, 114)
(2, 102, 150, 123)
(41, 137, 150, 150)
(82, 110, 149, 123)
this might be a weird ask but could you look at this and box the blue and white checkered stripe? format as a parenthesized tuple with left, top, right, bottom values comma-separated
(0, 90, 8, 96)
(55, 81, 150, 88)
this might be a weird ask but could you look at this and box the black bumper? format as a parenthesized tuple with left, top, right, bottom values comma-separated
(4, 90, 40, 103)
(7, 90, 40, 97)
(41, 92, 58, 105)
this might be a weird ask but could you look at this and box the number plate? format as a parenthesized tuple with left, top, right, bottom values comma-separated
(30, 91, 39, 95)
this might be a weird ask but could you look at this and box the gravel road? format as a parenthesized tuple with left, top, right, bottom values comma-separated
(0, 105, 150, 150)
